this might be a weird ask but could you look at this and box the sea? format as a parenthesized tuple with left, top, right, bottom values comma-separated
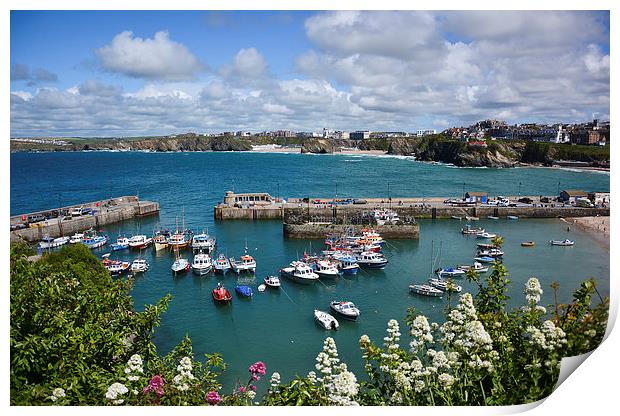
(10, 151, 610, 392)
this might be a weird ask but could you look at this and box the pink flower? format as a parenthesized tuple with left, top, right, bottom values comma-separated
(251, 374, 260, 381)
(250, 385, 257, 392)
(206, 391, 221, 405)
(248, 361, 267, 376)
(144, 375, 165, 398)
(239, 386, 246, 393)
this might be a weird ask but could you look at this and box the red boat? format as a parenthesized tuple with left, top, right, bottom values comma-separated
(212, 283, 232, 303)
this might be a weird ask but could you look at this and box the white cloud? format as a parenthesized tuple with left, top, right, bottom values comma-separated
(95, 31, 205, 81)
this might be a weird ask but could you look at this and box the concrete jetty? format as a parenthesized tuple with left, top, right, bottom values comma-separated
(10, 196, 159, 244)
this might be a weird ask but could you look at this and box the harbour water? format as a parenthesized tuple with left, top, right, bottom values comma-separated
(10, 151, 610, 391)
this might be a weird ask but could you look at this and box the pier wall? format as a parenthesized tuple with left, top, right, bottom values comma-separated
(214, 205, 283, 220)
(10, 198, 159, 243)
(283, 223, 420, 239)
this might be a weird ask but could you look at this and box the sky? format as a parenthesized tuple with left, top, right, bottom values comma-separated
(9, 10, 610, 137)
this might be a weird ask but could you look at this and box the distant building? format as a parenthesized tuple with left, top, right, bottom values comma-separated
(274, 130, 295, 138)
(465, 192, 488, 203)
(559, 190, 588, 203)
(416, 129, 437, 137)
(588, 192, 610, 206)
(223, 191, 274, 207)
(333, 131, 350, 140)
(350, 130, 370, 140)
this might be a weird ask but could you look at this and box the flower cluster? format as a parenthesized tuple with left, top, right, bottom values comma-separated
(314, 337, 359, 406)
(173, 356, 196, 392)
(49, 387, 66, 402)
(124, 354, 144, 382)
(143, 375, 165, 398)
(524, 277, 546, 313)
(249, 361, 267, 381)
(269, 372, 281, 394)
(105, 382, 128, 405)
(206, 390, 221, 405)
(409, 315, 434, 354)
(526, 320, 567, 351)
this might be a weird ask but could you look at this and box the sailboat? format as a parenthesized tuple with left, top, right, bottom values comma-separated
(171, 215, 190, 274)
(409, 241, 444, 297)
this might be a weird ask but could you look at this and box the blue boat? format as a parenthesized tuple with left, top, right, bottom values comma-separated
(110, 236, 129, 251)
(83, 235, 109, 249)
(235, 285, 253, 297)
(335, 256, 359, 275)
(473, 256, 495, 263)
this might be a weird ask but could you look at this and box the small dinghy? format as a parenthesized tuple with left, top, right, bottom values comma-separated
(521, 241, 535, 247)
(409, 284, 443, 297)
(474, 256, 496, 263)
(457, 262, 489, 273)
(428, 278, 462, 292)
(436, 267, 466, 278)
(329, 301, 360, 320)
(550, 239, 574, 246)
(264, 275, 281, 288)
(507, 216, 519, 220)
(212, 283, 232, 303)
(257, 284, 266, 292)
(235, 285, 253, 298)
(314, 310, 339, 330)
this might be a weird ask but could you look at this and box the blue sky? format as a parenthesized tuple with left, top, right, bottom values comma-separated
(10, 10, 610, 137)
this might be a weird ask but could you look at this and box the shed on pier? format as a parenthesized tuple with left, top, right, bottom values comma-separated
(465, 191, 488, 204)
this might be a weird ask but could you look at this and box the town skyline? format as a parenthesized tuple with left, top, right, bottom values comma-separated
(10, 10, 610, 137)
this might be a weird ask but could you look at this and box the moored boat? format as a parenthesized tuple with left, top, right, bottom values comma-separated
(474, 256, 496, 263)
(507, 215, 519, 220)
(230, 243, 257, 274)
(314, 310, 339, 330)
(83, 234, 109, 249)
(477, 248, 504, 258)
(214, 254, 231, 274)
(264, 275, 281, 288)
(332, 253, 359, 275)
(235, 285, 253, 298)
(521, 241, 535, 247)
(462, 225, 485, 235)
(549, 239, 574, 246)
(69, 232, 85, 244)
(428, 277, 462, 292)
(280, 261, 319, 284)
(111, 236, 130, 251)
(153, 233, 169, 251)
(329, 301, 360, 320)
(355, 251, 388, 269)
(171, 258, 190, 274)
(311, 259, 341, 278)
(212, 283, 232, 303)
(409, 284, 443, 297)
(457, 262, 489, 273)
(436, 267, 466, 278)
(465, 216, 479, 221)
(131, 258, 149, 273)
(192, 253, 213, 275)
(128, 235, 153, 249)
(39, 235, 70, 249)
(192, 231, 216, 253)
(476, 232, 497, 239)
(103, 258, 131, 275)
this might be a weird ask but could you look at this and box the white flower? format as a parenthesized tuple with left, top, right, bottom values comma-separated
(270, 372, 281, 389)
(410, 315, 434, 353)
(52, 388, 66, 398)
(105, 383, 128, 402)
(438, 373, 455, 390)
(50, 396, 57, 402)
(524, 277, 543, 306)
(247, 390, 256, 400)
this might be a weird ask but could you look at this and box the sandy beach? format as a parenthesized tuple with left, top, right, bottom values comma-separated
(562, 216, 610, 252)
(249, 145, 388, 156)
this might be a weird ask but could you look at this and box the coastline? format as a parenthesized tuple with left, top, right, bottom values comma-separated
(561, 216, 610, 252)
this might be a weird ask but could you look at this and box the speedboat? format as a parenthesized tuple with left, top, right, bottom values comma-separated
(311, 259, 341, 278)
(69, 232, 85, 244)
(280, 261, 319, 284)
(128, 235, 152, 249)
(212, 283, 232, 303)
(83, 234, 109, 249)
(131, 258, 149, 273)
(192, 253, 213, 275)
(477, 232, 497, 239)
(111, 237, 129, 251)
(214, 254, 231, 274)
(329, 301, 360, 320)
(230, 252, 257, 274)
(409, 284, 443, 297)
(103, 258, 130, 275)
(153, 234, 169, 251)
(521, 241, 535, 247)
(436, 267, 466, 278)
(462, 225, 485, 235)
(428, 278, 462, 292)
(457, 262, 489, 273)
(264, 275, 281, 288)
(474, 256, 496, 263)
(355, 251, 388, 269)
(550, 239, 574, 246)
(235, 285, 253, 298)
(314, 310, 339, 330)
(192, 232, 216, 253)
(38, 235, 70, 249)
(477, 248, 504, 258)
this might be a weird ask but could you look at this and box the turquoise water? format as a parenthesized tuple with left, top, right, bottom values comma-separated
(10, 151, 610, 391)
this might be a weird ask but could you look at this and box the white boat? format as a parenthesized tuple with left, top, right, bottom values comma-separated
(355, 251, 388, 269)
(487, 216, 499, 220)
(329, 301, 360, 320)
(69, 232, 85, 244)
(257, 284, 266, 292)
(474, 256, 496, 263)
(311, 259, 341, 278)
(373, 209, 400, 225)
(128, 235, 153, 249)
(103, 259, 130, 275)
(230, 244, 257, 274)
(171, 258, 190, 274)
(153, 234, 169, 251)
(192, 232, 216, 253)
(131, 258, 149, 273)
(465, 216, 479, 221)
(168, 232, 189, 250)
(550, 239, 574, 246)
(332, 254, 360, 275)
(38, 235, 70, 249)
(436, 267, 466, 278)
(409, 284, 443, 297)
(507, 216, 519, 220)
(314, 310, 339, 330)
(192, 253, 213, 275)
(477, 248, 504, 257)
(457, 262, 489, 273)
(428, 278, 462, 292)
(477, 232, 497, 239)
(281, 261, 319, 284)
(214, 254, 231, 274)
(82, 234, 109, 249)
(111, 236, 129, 251)
(264, 275, 281, 288)
(451, 216, 462, 220)
(462, 225, 485, 235)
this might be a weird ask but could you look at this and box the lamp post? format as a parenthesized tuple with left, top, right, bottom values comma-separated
(518, 182, 522, 198)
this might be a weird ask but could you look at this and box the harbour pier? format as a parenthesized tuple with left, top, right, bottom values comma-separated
(10, 196, 160, 244)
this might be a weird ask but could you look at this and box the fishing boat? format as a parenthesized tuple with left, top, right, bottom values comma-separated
(355, 251, 388, 269)
(128, 235, 153, 249)
(111, 236, 130, 251)
(507, 216, 519, 220)
(436, 267, 466, 278)
(428, 277, 462, 292)
(212, 283, 232, 303)
(230, 243, 257, 274)
(311, 259, 341, 278)
(69, 232, 85, 244)
(487, 216, 499, 220)
(171, 238, 190, 274)
(521, 241, 535, 247)
(360, 229, 386, 246)
(264, 275, 281, 288)
(329, 301, 360, 320)
(457, 262, 489, 273)
(103, 258, 130, 275)
(462, 225, 485, 235)
(168, 232, 189, 250)
(373, 209, 400, 225)
(38, 235, 70, 249)
(477, 248, 504, 257)
(474, 256, 496, 263)
(235, 285, 253, 298)
(192, 253, 213, 275)
(214, 254, 231, 274)
(332, 254, 359, 275)
(314, 310, 339, 330)
(549, 239, 574, 246)
(476, 232, 497, 239)
(153, 234, 169, 251)
(280, 261, 319, 284)
(191, 231, 216, 253)
(83, 234, 109, 249)
(409, 284, 443, 297)
(131, 258, 149, 273)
